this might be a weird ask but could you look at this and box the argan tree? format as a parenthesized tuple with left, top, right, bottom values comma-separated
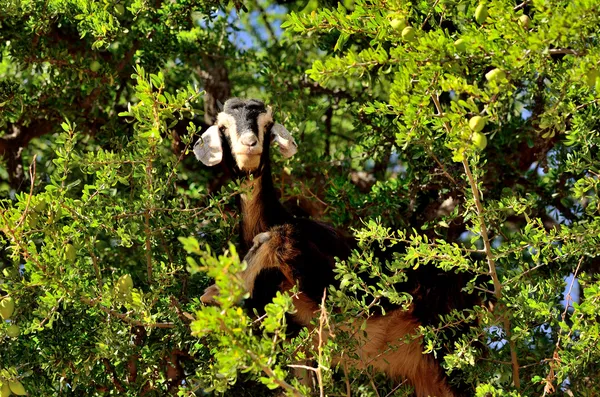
(1, 0, 599, 396)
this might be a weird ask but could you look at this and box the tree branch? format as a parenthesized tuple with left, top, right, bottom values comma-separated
(430, 92, 521, 390)
(103, 358, 126, 393)
(80, 297, 175, 328)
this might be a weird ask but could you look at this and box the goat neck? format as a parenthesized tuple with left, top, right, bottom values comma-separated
(237, 139, 292, 253)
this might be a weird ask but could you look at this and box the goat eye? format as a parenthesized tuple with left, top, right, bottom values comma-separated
(219, 126, 226, 133)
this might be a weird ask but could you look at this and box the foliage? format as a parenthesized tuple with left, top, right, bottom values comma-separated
(1, 0, 600, 395)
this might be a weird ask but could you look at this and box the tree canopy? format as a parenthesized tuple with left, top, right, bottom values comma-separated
(1, 0, 600, 395)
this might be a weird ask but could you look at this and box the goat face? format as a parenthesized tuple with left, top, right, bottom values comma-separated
(194, 98, 297, 174)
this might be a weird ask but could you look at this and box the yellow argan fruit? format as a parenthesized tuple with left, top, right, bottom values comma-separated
(401, 26, 416, 42)
(0, 382, 11, 397)
(475, 3, 488, 24)
(485, 68, 506, 82)
(519, 15, 530, 28)
(6, 324, 20, 338)
(65, 244, 76, 263)
(0, 297, 15, 320)
(454, 38, 467, 52)
(469, 116, 486, 132)
(586, 69, 600, 88)
(471, 132, 488, 150)
(389, 18, 406, 31)
(115, 274, 134, 299)
(8, 380, 26, 396)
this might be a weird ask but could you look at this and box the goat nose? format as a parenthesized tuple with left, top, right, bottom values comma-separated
(240, 134, 258, 147)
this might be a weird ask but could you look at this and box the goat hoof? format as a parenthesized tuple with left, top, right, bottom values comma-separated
(200, 284, 220, 305)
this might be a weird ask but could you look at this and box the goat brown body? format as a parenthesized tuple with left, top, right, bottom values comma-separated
(242, 225, 456, 397)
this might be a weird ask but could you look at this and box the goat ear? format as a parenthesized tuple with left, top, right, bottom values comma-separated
(193, 126, 223, 166)
(271, 123, 297, 158)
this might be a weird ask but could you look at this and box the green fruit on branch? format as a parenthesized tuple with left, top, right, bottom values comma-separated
(116, 274, 134, 299)
(8, 380, 26, 396)
(0, 297, 15, 320)
(402, 26, 416, 42)
(65, 244, 76, 263)
(485, 68, 506, 82)
(475, 3, 488, 24)
(115, 4, 125, 15)
(390, 18, 406, 31)
(469, 116, 486, 132)
(6, 324, 20, 338)
(471, 132, 488, 150)
(519, 15, 530, 28)
(454, 38, 467, 52)
(586, 69, 600, 88)
(90, 61, 101, 72)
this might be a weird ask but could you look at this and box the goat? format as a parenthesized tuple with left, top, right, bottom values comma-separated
(194, 98, 298, 252)
(194, 98, 353, 308)
(193, 98, 474, 397)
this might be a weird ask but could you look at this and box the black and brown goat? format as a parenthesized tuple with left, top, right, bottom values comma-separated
(194, 98, 299, 251)
(194, 98, 352, 308)
(194, 98, 473, 397)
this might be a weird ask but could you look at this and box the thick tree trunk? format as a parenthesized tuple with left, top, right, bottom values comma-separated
(198, 57, 231, 126)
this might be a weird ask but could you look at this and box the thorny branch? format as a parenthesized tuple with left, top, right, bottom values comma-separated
(430, 92, 521, 390)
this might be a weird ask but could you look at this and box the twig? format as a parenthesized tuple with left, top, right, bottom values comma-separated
(342, 359, 352, 397)
(367, 373, 382, 397)
(144, 209, 153, 284)
(38, 297, 65, 328)
(299, 180, 328, 207)
(430, 92, 521, 390)
(288, 364, 318, 372)
(87, 237, 104, 288)
(504, 262, 547, 285)
(103, 358, 125, 393)
(252, 0, 277, 41)
(384, 379, 408, 397)
(513, 0, 530, 11)
(81, 297, 175, 328)
(424, 146, 457, 185)
(575, 98, 600, 111)
(421, 0, 441, 30)
(245, 346, 304, 397)
(144, 148, 155, 284)
(543, 257, 583, 395)
(169, 296, 192, 325)
(547, 48, 581, 56)
(315, 290, 331, 397)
